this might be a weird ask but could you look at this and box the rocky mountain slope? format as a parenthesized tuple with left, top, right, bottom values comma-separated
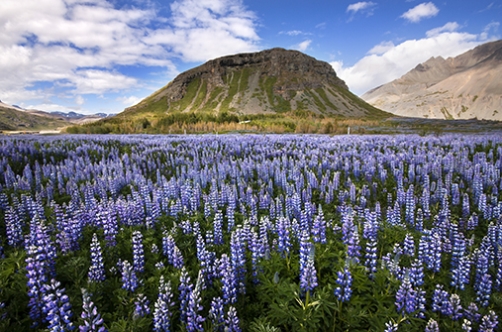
(0, 101, 107, 132)
(122, 48, 389, 119)
(362, 40, 502, 120)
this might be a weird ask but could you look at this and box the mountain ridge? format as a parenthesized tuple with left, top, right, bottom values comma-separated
(0, 101, 109, 131)
(122, 47, 388, 118)
(362, 40, 502, 120)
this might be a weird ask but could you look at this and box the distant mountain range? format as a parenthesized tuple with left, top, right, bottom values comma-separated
(0, 100, 109, 132)
(362, 40, 502, 120)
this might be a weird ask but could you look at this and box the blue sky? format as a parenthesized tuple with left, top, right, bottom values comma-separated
(0, 0, 500, 115)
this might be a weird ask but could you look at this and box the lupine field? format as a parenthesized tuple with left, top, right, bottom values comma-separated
(1, 134, 502, 332)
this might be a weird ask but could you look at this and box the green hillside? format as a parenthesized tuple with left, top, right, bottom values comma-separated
(0, 106, 69, 132)
(69, 48, 392, 134)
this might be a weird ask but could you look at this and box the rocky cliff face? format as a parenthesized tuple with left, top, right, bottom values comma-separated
(125, 48, 387, 117)
(362, 40, 502, 120)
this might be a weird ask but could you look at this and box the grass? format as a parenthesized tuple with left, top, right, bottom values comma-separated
(315, 87, 338, 111)
(306, 89, 327, 113)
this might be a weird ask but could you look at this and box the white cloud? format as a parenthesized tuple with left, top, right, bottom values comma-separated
(72, 70, 138, 94)
(347, 2, 376, 13)
(426, 22, 460, 37)
(280, 30, 311, 36)
(481, 22, 500, 40)
(118, 96, 143, 106)
(296, 40, 312, 52)
(368, 41, 395, 55)
(75, 95, 85, 105)
(401, 2, 439, 23)
(331, 25, 496, 95)
(145, 0, 259, 62)
(0, 0, 260, 107)
(26, 103, 77, 113)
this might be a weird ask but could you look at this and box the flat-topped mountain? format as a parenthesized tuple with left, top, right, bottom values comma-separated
(362, 40, 502, 120)
(122, 48, 388, 118)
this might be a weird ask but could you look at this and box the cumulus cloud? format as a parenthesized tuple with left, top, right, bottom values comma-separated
(296, 40, 312, 52)
(118, 96, 144, 106)
(331, 25, 496, 95)
(347, 2, 376, 13)
(145, 0, 259, 62)
(0, 0, 260, 109)
(401, 2, 439, 23)
(426, 22, 460, 37)
(368, 41, 395, 55)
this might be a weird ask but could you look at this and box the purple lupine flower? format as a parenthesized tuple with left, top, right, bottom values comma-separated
(79, 288, 106, 332)
(462, 319, 472, 332)
(476, 273, 492, 307)
(195, 233, 214, 284)
(133, 294, 150, 319)
(162, 232, 184, 269)
(121, 260, 138, 293)
(432, 284, 451, 315)
(334, 266, 352, 303)
(462, 193, 470, 222)
(395, 275, 416, 315)
(384, 321, 398, 332)
(213, 210, 224, 245)
(100, 209, 118, 247)
(209, 297, 225, 332)
(425, 318, 439, 332)
(424, 231, 442, 273)
(475, 251, 489, 291)
(227, 205, 235, 233)
(403, 233, 415, 257)
(180, 221, 192, 235)
(5, 206, 24, 247)
(405, 185, 415, 225)
(312, 205, 326, 244)
(415, 288, 426, 319)
(225, 306, 241, 332)
(218, 254, 237, 305)
(451, 227, 465, 269)
(415, 208, 423, 232)
(186, 271, 205, 332)
(25, 219, 57, 327)
(467, 213, 478, 231)
(276, 217, 291, 257)
(132, 231, 144, 274)
(153, 276, 175, 332)
(450, 293, 463, 321)
(364, 239, 378, 277)
(496, 251, 502, 291)
(300, 248, 318, 293)
(230, 229, 246, 296)
(88, 234, 105, 282)
(464, 302, 481, 323)
(341, 211, 361, 263)
(479, 310, 498, 332)
(26, 245, 47, 326)
(409, 259, 424, 287)
(179, 267, 193, 324)
(42, 279, 75, 331)
(299, 230, 312, 271)
(248, 230, 263, 284)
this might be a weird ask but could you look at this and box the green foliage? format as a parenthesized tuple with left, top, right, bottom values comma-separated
(305, 89, 327, 113)
(315, 87, 338, 111)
